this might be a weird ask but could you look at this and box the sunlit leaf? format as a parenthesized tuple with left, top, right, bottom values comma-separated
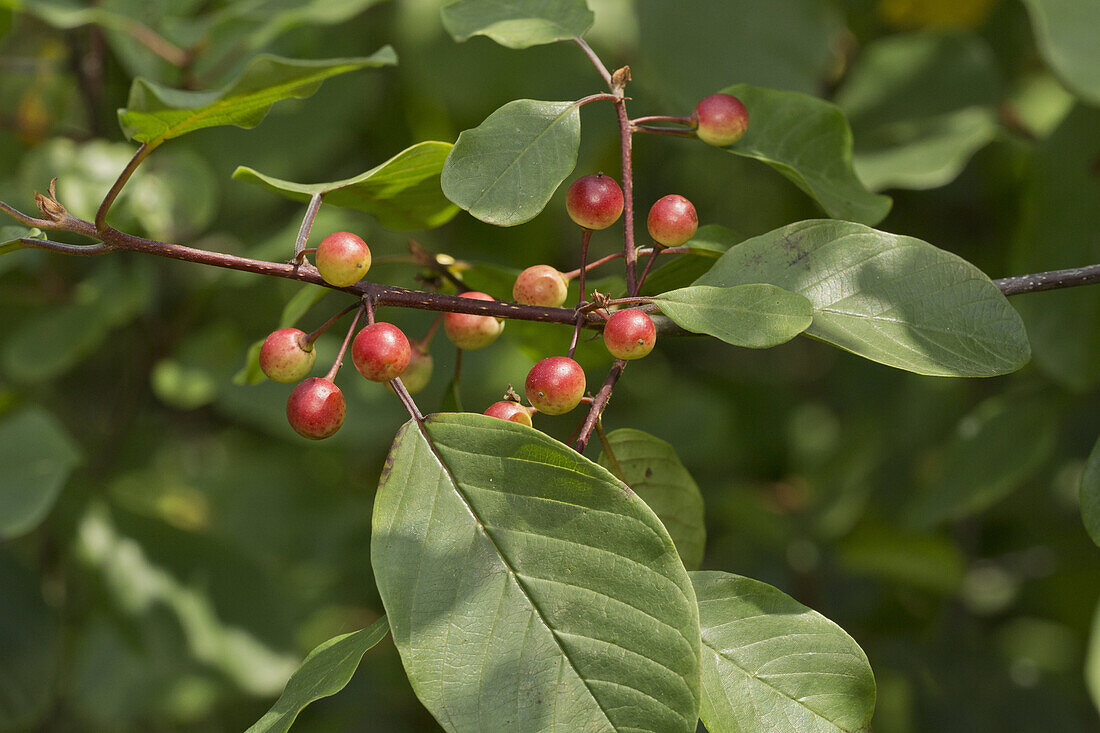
(697, 220, 1031, 376)
(1021, 0, 1100, 105)
(656, 284, 813, 349)
(373, 413, 701, 732)
(441, 0, 594, 49)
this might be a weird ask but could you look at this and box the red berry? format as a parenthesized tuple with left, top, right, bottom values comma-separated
(692, 93, 749, 147)
(513, 265, 569, 307)
(352, 323, 411, 382)
(286, 378, 346, 439)
(484, 401, 534, 427)
(315, 231, 371, 287)
(259, 328, 316, 383)
(566, 174, 624, 230)
(525, 356, 586, 415)
(604, 309, 656, 360)
(444, 292, 505, 350)
(647, 195, 698, 246)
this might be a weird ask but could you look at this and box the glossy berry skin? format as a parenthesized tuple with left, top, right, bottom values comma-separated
(692, 93, 749, 147)
(604, 309, 656, 360)
(259, 328, 316, 383)
(444, 292, 505, 350)
(352, 323, 411, 382)
(525, 357, 586, 415)
(286, 378, 346, 440)
(647, 194, 698, 247)
(315, 231, 371, 287)
(484, 401, 534, 427)
(513, 265, 569, 307)
(565, 174, 624, 230)
(399, 348, 433, 394)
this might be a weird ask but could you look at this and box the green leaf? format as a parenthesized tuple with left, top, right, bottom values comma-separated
(372, 413, 701, 733)
(907, 391, 1058, 527)
(233, 339, 267, 386)
(717, 84, 892, 225)
(835, 31, 1001, 191)
(656, 284, 813, 349)
(597, 429, 706, 570)
(1082, 435, 1100, 548)
(441, 0, 594, 49)
(233, 141, 458, 230)
(640, 225, 745, 296)
(0, 226, 42, 256)
(696, 220, 1031, 377)
(230, 0, 391, 53)
(439, 375, 463, 412)
(1021, 0, 1100, 105)
(1088, 598, 1100, 716)
(441, 99, 581, 226)
(0, 548, 61, 730)
(0, 408, 82, 539)
(838, 522, 964, 594)
(692, 571, 876, 733)
(0, 0, 128, 30)
(245, 617, 390, 733)
(117, 48, 397, 145)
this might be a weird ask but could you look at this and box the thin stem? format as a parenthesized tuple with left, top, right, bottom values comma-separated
(365, 296, 376, 326)
(304, 302, 360, 346)
(453, 347, 464, 384)
(631, 125, 697, 138)
(324, 304, 363, 381)
(994, 264, 1100, 296)
(573, 360, 627, 452)
(595, 419, 627, 483)
(121, 19, 191, 67)
(293, 193, 324, 261)
(414, 313, 444, 351)
(15, 237, 115, 256)
(573, 37, 613, 87)
(566, 313, 584, 359)
(575, 93, 619, 107)
(389, 373, 424, 421)
(617, 96, 638, 296)
(631, 114, 693, 126)
(636, 247, 662, 291)
(568, 228, 592, 359)
(409, 238, 469, 293)
(96, 142, 153, 231)
(561, 245, 691, 279)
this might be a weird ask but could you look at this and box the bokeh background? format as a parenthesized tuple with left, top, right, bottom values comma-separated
(1, 0, 1099, 730)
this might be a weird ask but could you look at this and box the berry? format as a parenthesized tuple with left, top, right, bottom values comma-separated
(647, 194, 698, 246)
(286, 378, 346, 439)
(525, 357, 586, 415)
(259, 328, 316, 383)
(604, 309, 656, 360)
(692, 93, 749, 147)
(352, 323, 411, 382)
(513, 265, 569, 307)
(315, 231, 371, 287)
(399, 348, 433, 394)
(444, 292, 505, 350)
(565, 174, 624, 230)
(484, 401, 534, 427)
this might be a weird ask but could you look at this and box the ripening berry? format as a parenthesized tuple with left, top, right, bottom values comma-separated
(315, 231, 371, 287)
(352, 323, 411, 382)
(444, 292, 505, 350)
(566, 174, 624, 230)
(259, 328, 316, 383)
(484, 401, 534, 427)
(399, 348, 433, 394)
(647, 194, 698, 246)
(525, 357, 586, 415)
(604, 309, 656, 360)
(286, 378, 346, 439)
(692, 93, 749, 147)
(513, 265, 569, 307)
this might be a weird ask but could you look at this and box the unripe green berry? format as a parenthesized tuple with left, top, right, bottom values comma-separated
(604, 309, 656, 360)
(647, 195, 698, 246)
(399, 348, 433, 394)
(315, 231, 371, 287)
(259, 328, 316, 383)
(444, 292, 505, 350)
(513, 265, 569, 307)
(286, 377, 346, 439)
(525, 356, 586, 415)
(692, 93, 749, 147)
(565, 174, 624, 230)
(352, 322, 411, 382)
(484, 401, 534, 427)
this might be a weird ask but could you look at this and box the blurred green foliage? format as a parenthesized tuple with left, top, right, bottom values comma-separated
(0, 0, 1098, 730)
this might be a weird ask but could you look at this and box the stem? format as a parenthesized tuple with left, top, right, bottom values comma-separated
(324, 305, 363, 381)
(595, 419, 627, 483)
(616, 95, 638, 296)
(365, 296, 376, 325)
(994, 264, 1100, 296)
(414, 313, 444, 351)
(573, 359, 627, 452)
(561, 245, 691, 279)
(304, 302, 360, 346)
(453, 348, 464, 383)
(15, 237, 114, 256)
(575, 93, 619, 107)
(573, 37, 613, 87)
(568, 228, 593, 359)
(636, 247, 662, 291)
(631, 125, 697, 138)
(631, 115, 693, 126)
(294, 193, 324, 261)
(389, 373, 424, 421)
(122, 19, 191, 67)
(96, 142, 154, 231)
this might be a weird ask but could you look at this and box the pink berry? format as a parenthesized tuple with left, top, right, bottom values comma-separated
(692, 93, 749, 147)
(315, 231, 371, 287)
(484, 401, 534, 427)
(444, 292, 505, 350)
(525, 357, 586, 415)
(259, 328, 316, 383)
(647, 195, 698, 246)
(513, 265, 569, 307)
(604, 309, 656, 360)
(352, 323, 411, 382)
(565, 174, 624, 230)
(286, 378, 346, 439)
